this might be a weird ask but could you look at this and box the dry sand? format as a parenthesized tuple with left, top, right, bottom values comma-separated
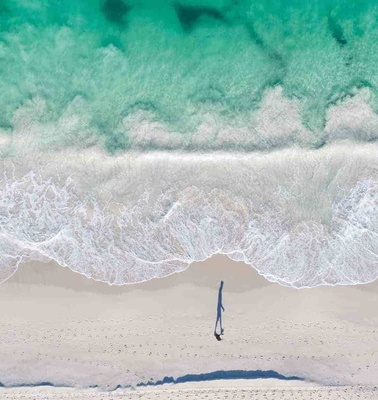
(0, 255, 378, 399)
(1, 385, 378, 400)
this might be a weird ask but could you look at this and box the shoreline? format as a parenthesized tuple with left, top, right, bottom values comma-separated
(6, 251, 378, 290)
(2, 141, 378, 289)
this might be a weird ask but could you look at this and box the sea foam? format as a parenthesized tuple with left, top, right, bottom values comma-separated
(1, 142, 377, 288)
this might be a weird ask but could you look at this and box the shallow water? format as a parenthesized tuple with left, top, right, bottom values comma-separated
(0, 0, 377, 287)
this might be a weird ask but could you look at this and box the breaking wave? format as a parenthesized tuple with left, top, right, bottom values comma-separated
(1, 145, 377, 288)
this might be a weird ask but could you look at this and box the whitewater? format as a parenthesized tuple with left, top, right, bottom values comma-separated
(0, 0, 378, 287)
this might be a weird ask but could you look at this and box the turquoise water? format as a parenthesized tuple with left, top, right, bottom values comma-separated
(1, 0, 378, 152)
(0, 0, 378, 287)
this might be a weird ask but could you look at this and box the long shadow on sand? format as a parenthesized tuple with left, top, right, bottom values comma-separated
(214, 280, 225, 336)
(137, 370, 303, 387)
(0, 381, 70, 388)
(0, 371, 303, 391)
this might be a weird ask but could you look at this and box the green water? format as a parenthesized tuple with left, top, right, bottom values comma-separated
(0, 0, 378, 152)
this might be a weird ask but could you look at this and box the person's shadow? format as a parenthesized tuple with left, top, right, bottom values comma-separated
(214, 280, 225, 340)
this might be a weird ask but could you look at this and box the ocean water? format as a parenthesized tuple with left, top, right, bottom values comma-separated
(0, 0, 378, 287)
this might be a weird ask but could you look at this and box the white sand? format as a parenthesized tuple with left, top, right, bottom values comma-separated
(0, 255, 378, 399)
(1, 385, 378, 400)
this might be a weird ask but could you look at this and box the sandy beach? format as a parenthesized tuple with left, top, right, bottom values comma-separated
(0, 255, 378, 399)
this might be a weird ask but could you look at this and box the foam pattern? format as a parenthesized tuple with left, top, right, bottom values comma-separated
(1, 162, 377, 287)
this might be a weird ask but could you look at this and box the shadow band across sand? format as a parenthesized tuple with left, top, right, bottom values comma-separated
(137, 370, 303, 387)
(0, 370, 303, 391)
(0, 382, 68, 388)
